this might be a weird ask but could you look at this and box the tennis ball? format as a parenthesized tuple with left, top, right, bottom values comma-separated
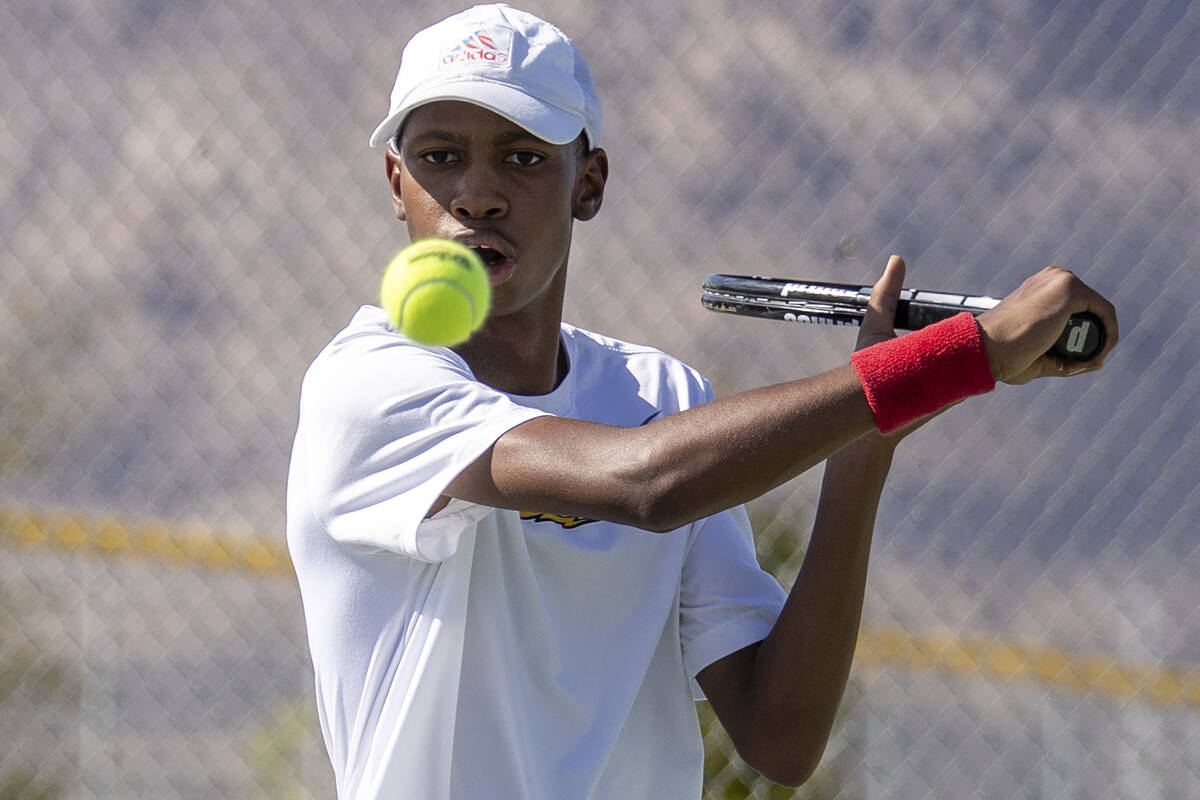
(380, 239, 492, 346)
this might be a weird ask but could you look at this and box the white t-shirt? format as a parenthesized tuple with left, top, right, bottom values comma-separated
(287, 306, 787, 799)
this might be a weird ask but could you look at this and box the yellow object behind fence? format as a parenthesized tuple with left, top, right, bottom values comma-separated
(3, 504, 1197, 711)
(1, 504, 291, 575)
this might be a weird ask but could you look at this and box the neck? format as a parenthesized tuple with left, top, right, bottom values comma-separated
(453, 269, 569, 396)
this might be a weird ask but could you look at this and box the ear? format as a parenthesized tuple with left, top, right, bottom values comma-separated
(572, 147, 608, 222)
(386, 149, 407, 221)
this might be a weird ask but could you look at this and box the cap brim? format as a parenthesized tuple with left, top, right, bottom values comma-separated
(368, 80, 586, 148)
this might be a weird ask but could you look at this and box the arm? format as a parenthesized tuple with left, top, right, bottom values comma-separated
(693, 257, 1119, 785)
(694, 257, 907, 786)
(441, 364, 880, 531)
(442, 261, 1116, 533)
(697, 431, 895, 785)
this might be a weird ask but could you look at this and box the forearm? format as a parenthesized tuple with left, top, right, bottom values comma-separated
(485, 364, 879, 530)
(757, 435, 892, 720)
(706, 434, 894, 784)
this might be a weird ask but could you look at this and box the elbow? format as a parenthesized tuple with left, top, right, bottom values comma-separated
(596, 426, 728, 532)
(733, 725, 829, 788)
(603, 443, 697, 533)
(741, 745, 822, 789)
(618, 465, 697, 533)
(756, 760, 820, 790)
(627, 494, 692, 533)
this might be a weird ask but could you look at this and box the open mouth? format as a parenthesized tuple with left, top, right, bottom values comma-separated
(472, 246, 507, 268)
(467, 245, 515, 285)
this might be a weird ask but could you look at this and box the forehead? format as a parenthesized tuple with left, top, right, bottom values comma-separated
(400, 100, 548, 145)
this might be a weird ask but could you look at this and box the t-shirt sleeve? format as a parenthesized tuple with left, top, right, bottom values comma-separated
(295, 332, 549, 562)
(678, 504, 788, 697)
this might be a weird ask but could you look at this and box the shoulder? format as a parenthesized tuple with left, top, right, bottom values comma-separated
(561, 323, 715, 408)
(298, 306, 489, 433)
(304, 306, 472, 390)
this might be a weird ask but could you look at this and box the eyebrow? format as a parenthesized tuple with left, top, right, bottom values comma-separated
(403, 128, 547, 148)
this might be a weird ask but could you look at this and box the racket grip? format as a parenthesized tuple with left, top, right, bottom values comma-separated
(1053, 312, 1105, 361)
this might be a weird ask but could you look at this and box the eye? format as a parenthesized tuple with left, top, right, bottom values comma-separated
(420, 150, 460, 165)
(504, 151, 544, 166)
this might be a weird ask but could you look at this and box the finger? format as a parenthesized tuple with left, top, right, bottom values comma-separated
(1028, 310, 1113, 379)
(1082, 292, 1119, 365)
(859, 255, 905, 341)
(1059, 276, 1119, 370)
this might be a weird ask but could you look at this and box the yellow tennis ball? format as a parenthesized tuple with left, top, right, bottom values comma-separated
(380, 239, 492, 346)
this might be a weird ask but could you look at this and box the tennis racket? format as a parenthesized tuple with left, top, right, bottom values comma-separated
(701, 274, 1106, 362)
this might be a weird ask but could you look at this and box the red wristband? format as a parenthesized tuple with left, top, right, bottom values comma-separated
(850, 312, 996, 434)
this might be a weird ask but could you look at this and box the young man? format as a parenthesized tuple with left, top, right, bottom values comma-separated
(286, 4, 1117, 797)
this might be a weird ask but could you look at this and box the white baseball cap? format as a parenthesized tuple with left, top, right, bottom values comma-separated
(369, 4, 602, 149)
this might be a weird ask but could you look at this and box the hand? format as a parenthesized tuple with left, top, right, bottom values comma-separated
(976, 266, 1119, 385)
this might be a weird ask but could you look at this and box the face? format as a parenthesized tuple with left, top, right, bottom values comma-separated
(386, 101, 607, 318)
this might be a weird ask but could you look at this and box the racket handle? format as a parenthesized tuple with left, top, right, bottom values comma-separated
(1053, 312, 1105, 361)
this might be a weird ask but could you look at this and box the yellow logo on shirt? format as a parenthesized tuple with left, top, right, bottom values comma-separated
(519, 511, 597, 529)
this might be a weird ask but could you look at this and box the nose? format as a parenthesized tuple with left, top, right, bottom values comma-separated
(451, 162, 508, 220)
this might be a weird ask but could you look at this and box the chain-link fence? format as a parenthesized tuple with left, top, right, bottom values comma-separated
(3, 0, 1198, 797)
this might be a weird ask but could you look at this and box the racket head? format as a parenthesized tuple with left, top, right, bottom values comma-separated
(701, 275, 872, 327)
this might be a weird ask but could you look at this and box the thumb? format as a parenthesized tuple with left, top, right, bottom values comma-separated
(856, 255, 906, 350)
